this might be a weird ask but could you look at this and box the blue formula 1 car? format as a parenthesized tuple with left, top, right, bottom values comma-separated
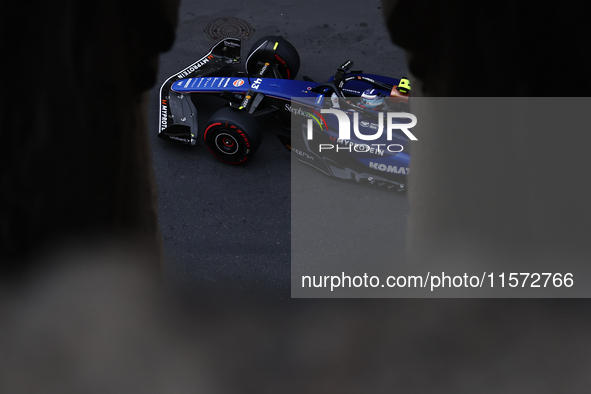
(158, 36, 413, 190)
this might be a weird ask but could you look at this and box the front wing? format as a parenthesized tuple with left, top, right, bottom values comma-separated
(158, 38, 242, 145)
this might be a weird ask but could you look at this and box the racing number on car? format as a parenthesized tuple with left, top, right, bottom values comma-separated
(251, 78, 263, 90)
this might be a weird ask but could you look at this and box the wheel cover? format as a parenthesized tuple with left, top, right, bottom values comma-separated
(214, 132, 239, 155)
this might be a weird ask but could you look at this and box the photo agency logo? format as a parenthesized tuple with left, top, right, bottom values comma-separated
(305, 108, 418, 154)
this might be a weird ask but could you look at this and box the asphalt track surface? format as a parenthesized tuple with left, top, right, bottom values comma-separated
(149, 0, 409, 297)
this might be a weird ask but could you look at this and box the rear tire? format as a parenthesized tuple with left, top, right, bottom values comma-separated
(203, 107, 261, 164)
(246, 36, 300, 79)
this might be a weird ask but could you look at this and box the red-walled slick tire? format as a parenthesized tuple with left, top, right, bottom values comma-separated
(203, 107, 262, 164)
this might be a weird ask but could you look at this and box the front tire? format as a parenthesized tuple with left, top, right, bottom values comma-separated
(203, 107, 261, 164)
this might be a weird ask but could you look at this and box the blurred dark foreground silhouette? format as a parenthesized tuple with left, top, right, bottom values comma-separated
(2, 0, 591, 392)
(0, 0, 180, 275)
(3, 257, 591, 392)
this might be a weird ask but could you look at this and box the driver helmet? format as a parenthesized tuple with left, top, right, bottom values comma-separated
(360, 89, 384, 109)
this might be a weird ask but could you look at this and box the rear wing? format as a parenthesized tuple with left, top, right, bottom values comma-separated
(158, 38, 241, 144)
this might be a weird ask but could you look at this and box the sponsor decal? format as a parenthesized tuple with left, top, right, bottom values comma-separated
(176, 58, 209, 79)
(232, 126, 250, 147)
(161, 100, 169, 131)
(233, 79, 245, 87)
(240, 94, 252, 109)
(369, 162, 409, 175)
(224, 40, 240, 48)
(285, 104, 313, 118)
(292, 148, 314, 160)
(258, 63, 270, 76)
(169, 136, 190, 143)
(343, 88, 361, 95)
(251, 78, 263, 90)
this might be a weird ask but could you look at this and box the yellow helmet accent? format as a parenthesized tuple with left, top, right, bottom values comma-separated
(397, 78, 411, 93)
